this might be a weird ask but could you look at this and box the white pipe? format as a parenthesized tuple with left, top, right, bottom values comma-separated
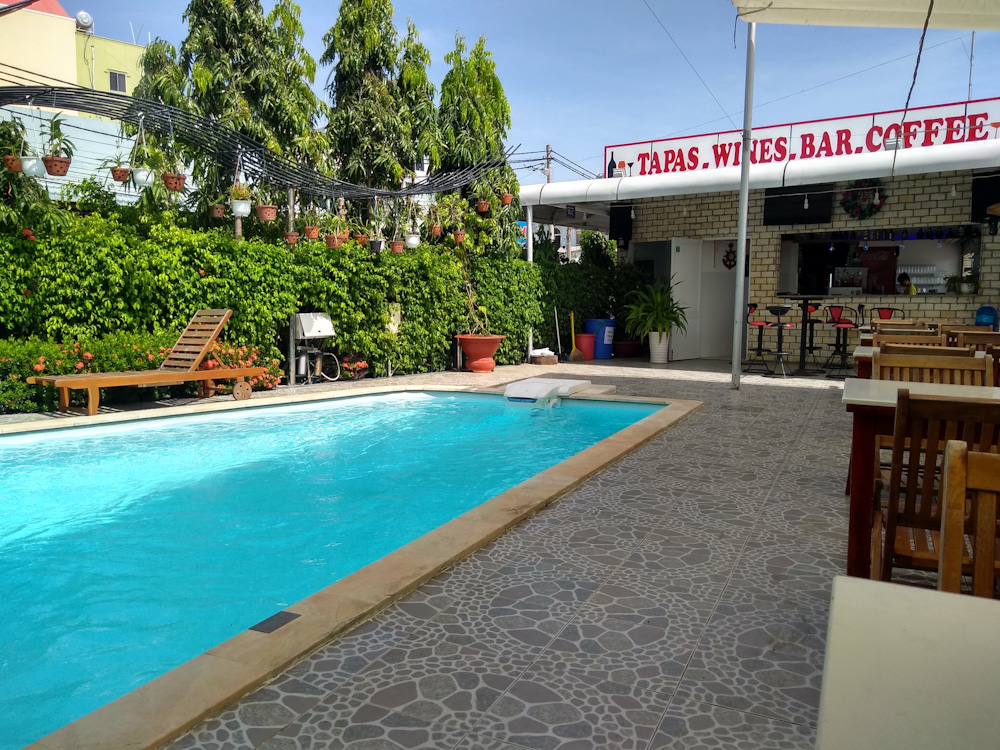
(527, 204, 534, 357)
(89, 45, 95, 89)
(731, 21, 756, 389)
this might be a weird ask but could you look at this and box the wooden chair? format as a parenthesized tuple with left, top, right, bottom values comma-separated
(956, 331, 1000, 353)
(878, 344, 974, 357)
(872, 351, 994, 386)
(870, 306, 906, 326)
(941, 325, 993, 347)
(938, 440, 1000, 596)
(872, 332, 945, 348)
(872, 318, 922, 331)
(27, 309, 266, 416)
(872, 391, 1000, 584)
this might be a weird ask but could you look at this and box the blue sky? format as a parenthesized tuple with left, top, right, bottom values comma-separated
(75, 1, 999, 183)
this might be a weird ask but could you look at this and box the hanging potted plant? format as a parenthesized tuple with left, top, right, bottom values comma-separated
(255, 183, 278, 222)
(102, 152, 130, 183)
(499, 179, 514, 207)
(368, 199, 387, 252)
(302, 207, 321, 240)
(623, 277, 689, 364)
(323, 214, 346, 248)
(229, 183, 252, 217)
(1, 117, 29, 173)
(129, 141, 160, 189)
(427, 203, 443, 237)
(284, 230, 299, 245)
(404, 202, 422, 248)
(351, 219, 368, 245)
(41, 113, 74, 176)
(387, 198, 406, 253)
(161, 148, 186, 192)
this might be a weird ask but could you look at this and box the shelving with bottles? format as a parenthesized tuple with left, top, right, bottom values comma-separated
(896, 264, 945, 293)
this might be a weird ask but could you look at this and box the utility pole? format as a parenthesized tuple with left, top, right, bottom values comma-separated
(546, 144, 555, 243)
(968, 31, 976, 100)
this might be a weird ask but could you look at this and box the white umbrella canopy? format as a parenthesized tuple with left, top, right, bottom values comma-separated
(730, 0, 1000, 31)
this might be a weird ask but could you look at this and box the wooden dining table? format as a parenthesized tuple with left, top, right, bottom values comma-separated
(841, 378, 1000, 577)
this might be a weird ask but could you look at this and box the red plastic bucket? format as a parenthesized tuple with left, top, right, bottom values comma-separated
(575, 333, 596, 360)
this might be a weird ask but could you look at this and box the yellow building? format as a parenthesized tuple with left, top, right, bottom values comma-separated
(0, 0, 143, 92)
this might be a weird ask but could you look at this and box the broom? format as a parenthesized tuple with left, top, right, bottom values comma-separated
(568, 311, 586, 361)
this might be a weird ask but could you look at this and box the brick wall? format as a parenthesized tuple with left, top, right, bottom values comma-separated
(630, 170, 998, 352)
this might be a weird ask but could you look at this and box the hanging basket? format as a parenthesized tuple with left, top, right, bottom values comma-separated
(231, 199, 252, 218)
(338, 230, 350, 241)
(4, 155, 22, 172)
(501, 193, 514, 206)
(324, 234, 342, 249)
(476, 200, 489, 213)
(304, 225, 320, 240)
(453, 230, 466, 243)
(284, 231, 299, 245)
(369, 238, 385, 253)
(110, 166, 130, 182)
(132, 168, 156, 188)
(353, 233, 368, 245)
(389, 240, 405, 253)
(210, 204, 226, 218)
(162, 173, 187, 192)
(405, 233, 420, 248)
(42, 155, 71, 176)
(256, 204, 278, 222)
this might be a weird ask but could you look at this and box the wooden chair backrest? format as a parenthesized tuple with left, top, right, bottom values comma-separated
(938, 440, 1000, 596)
(159, 309, 233, 372)
(872, 332, 946, 348)
(941, 325, 993, 346)
(872, 352, 994, 386)
(878, 344, 974, 358)
(886, 391, 1000, 545)
(872, 318, 919, 331)
(956, 331, 1000, 353)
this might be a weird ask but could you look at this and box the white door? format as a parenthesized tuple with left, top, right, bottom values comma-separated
(668, 238, 701, 361)
(699, 240, 739, 358)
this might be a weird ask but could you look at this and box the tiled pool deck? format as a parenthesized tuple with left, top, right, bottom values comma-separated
(11, 360, 852, 749)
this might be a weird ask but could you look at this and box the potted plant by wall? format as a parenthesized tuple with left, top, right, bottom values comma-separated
(229, 183, 252, 217)
(41, 113, 74, 176)
(255, 183, 278, 222)
(455, 281, 505, 373)
(623, 277, 688, 364)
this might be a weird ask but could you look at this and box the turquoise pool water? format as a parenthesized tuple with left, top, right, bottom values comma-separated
(0, 391, 661, 748)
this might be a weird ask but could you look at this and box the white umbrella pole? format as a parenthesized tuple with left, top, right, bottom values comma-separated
(527, 204, 534, 357)
(731, 20, 756, 389)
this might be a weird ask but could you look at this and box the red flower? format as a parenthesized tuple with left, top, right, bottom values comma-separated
(27, 236, 35, 242)
(83, 352, 94, 360)
(32, 363, 44, 372)
(75, 362, 84, 370)
(37, 356, 44, 363)
(198, 269, 205, 276)
(22, 228, 31, 236)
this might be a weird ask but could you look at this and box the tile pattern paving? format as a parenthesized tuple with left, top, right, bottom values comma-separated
(171, 363, 851, 749)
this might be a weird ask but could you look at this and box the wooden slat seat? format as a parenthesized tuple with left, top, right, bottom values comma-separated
(871, 332, 944, 348)
(878, 344, 973, 357)
(27, 309, 266, 415)
(941, 325, 993, 347)
(938, 440, 1000, 597)
(956, 331, 1000, 353)
(872, 351, 994, 386)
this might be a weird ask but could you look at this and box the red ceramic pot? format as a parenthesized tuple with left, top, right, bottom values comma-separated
(456, 334, 505, 373)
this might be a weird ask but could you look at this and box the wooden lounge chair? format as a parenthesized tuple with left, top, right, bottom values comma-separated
(938, 440, 1000, 597)
(26, 310, 266, 416)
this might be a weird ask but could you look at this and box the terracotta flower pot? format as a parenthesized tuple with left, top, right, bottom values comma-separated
(284, 231, 299, 245)
(453, 230, 466, 243)
(501, 192, 514, 206)
(338, 230, 350, 241)
(304, 225, 320, 240)
(42, 155, 71, 176)
(110, 166, 130, 182)
(389, 240, 405, 253)
(476, 199, 489, 213)
(430, 224, 442, 237)
(456, 334, 505, 373)
(256, 204, 278, 222)
(324, 234, 343, 248)
(353, 233, 368, 245)
(162, 173, 187, 192)
(210, 203, 226, 218)
(4, 155, 22, 172)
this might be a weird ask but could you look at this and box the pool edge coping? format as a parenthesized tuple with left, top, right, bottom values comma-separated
(22, 387, 702, 750)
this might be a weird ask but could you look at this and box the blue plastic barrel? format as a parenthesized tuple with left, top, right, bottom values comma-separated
(975, 305, 998, 331)
(584, 318, 616, 359)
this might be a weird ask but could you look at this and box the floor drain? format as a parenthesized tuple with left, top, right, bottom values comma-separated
(249, 610, 300, 633)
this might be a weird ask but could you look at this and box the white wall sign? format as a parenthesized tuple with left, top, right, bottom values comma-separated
(604, 98, 1000, 178)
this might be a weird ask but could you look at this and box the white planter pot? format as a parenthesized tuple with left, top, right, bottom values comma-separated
(231, 199, 252, 218)
(132, 168, 155, 188)
(20, 157, 46, 177)
(648, 331, 670, 364)
(405, 233, 420, 248)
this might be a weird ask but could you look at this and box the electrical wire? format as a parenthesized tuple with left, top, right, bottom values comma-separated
(891, 0, 935, 176)
(641, 0, 738, 130)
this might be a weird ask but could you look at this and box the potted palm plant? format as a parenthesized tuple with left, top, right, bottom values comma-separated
(623, 277, 688, 364)
(42, 113, 74, 176)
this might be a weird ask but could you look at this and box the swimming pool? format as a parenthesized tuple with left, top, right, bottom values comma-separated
(0, 390, 672, 749)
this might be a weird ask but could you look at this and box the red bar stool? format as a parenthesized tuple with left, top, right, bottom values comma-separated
(870, 306, 905, 326)
(744, 303, 773, 374)
(824, 304, 862, 379)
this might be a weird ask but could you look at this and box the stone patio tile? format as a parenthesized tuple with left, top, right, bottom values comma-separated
(258, 693, 470, 749)
(616, 525, 745, 580)
(674, 598, 828, 728)
(648, 697, 815, 749)
(330, 639, 531, 733)
(753, 496, 849, 544)
(729, 529, 845, 608)
(472, 657, 671, 750)
(663, 493, 763, 533)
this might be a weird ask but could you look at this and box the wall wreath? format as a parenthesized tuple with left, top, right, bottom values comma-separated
(840, 178, 885, 220)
